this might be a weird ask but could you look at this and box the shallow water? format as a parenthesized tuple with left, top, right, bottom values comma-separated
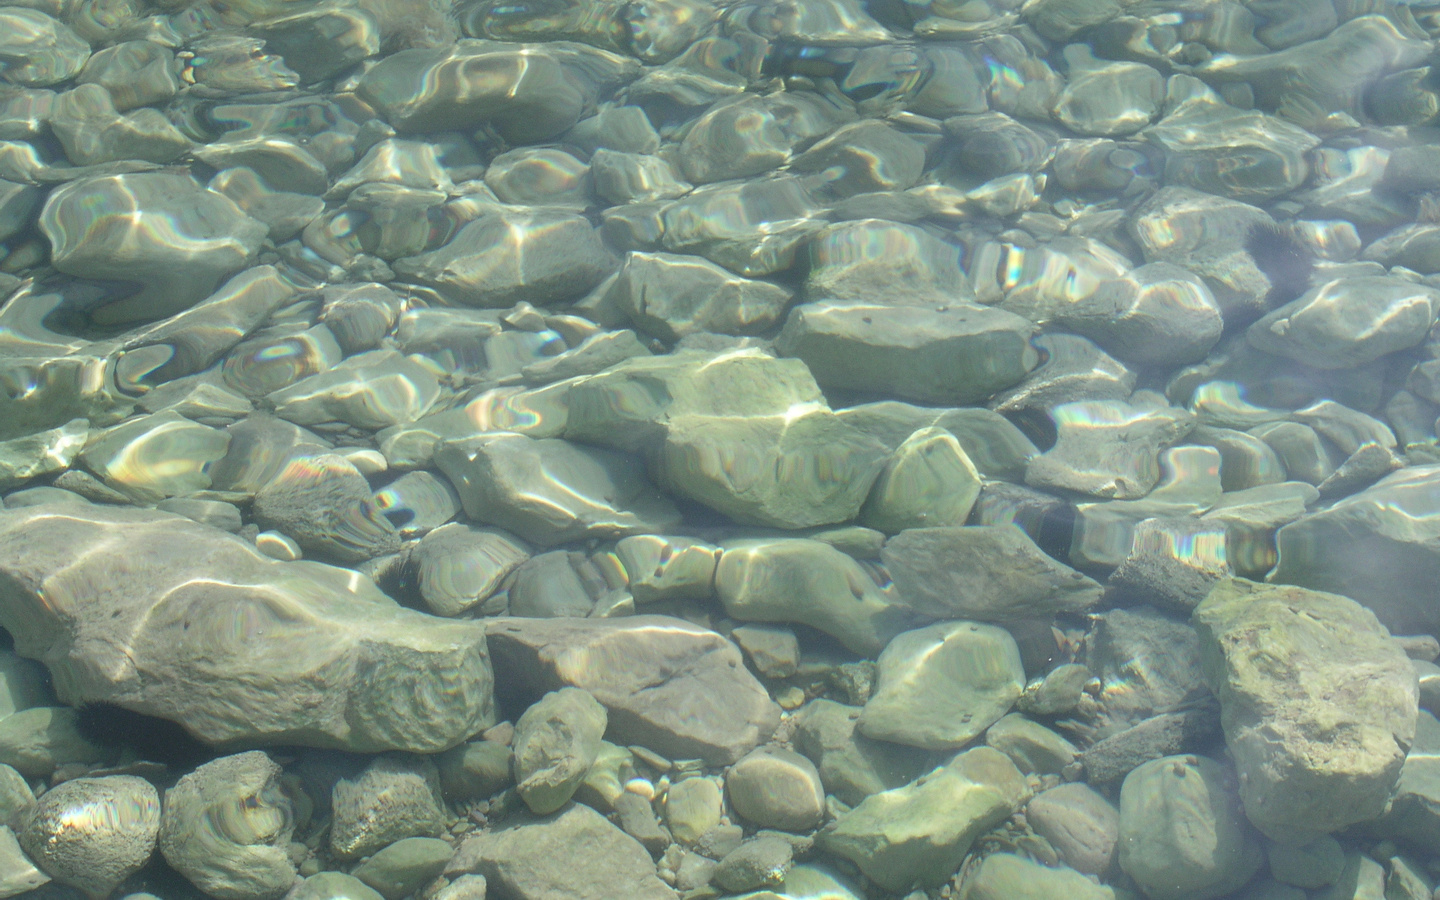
(2, 1, 1440, 899)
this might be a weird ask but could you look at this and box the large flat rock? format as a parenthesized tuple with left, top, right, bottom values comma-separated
(485, 615, 779, 765)
(1192, 578, 1417, 843)
(0, 505, 494, 753)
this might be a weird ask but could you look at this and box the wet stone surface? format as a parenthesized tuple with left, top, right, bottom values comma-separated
(2, 1, 1440, 899)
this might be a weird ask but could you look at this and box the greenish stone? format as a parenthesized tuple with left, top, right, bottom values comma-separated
(351, 837, 455, 900)
(791, 699, 929, 807)
(0, 707, 105, 777)
(1118, 755, 1262, 900)
(0, 764, 34, 825)
(615, 534, 718, 604)
(0, 418, 87, 490)
(983, 714, 1078, 775)
(79, 410, 230, 503)
(513, 687, 607, 815)
(653, 407, 887, 529)
(818, 747, 1026, 892)
(664, 776, 723, 845)
(962, 853, 1115, 900)
(436, 741, 513, 804)
(725, 747, 825, 833)
(563, 350, 824, 454)
(859, 621, 1024, 751)
(1193, 579, 1418, 842)
(881, 525, 1102, 622)
(858, 426, 981, 533)
(1267, 835, 1345, 889)
(775, 299, 1037, 406)
(835, 402, 1037, 480)
(288, 872, 386, 900)
(715, 539, 914, 655)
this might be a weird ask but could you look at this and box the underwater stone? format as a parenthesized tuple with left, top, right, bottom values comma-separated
(0, 505, 494, 754)
(1193, 579, 1418, 843)
(158, 751, 296, 900)
(17, 776, 159, 900)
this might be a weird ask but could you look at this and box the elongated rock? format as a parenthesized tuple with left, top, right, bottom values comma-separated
(486, 615, 779, 765)
(0, 505, 494, 753)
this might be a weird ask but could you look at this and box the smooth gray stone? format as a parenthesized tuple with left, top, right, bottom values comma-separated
(663, 776, 723, 845)
(318, 283, 402, 354)
(791, 699, 929, 807)
(659, 175, 822, 277)
(1027, 400, 1195, 500)
(1363, 222, 1440, 274)
(1268, 465, 1440, 633)
(1194, 579, 1418, 843)
(564, 349, 824, 453)
(1118, 756, 1261, 900)
(715, 538, 915, 656)
(287, 873, 385, 900)
(1052, 49, 1163, 137)
(50, 83, 189, 166)
(989, 332, 1136, 417)
(207, 414, 331, 497)
(835, 402, 1037, 480)
(606, 251, 792, 342)
(1198, 15, 1430, 129)
(158, 752, 297, 900)
(1190, 425, 1286, 491)
(1267, 835, 1346, 889)
(486, 615, 779, 765)
(209, 167, 325, 242)
(17, 776, 160, 900)
(730, 625, 799, 679)
(711, 835, 792, 893)
(485, 147, 591, 208)
(1022, 0, 1121, 40)
(266, 349, 442, 431)
(409, 524, 529, 618)
(1055, 261, 1223, 366)
(652, 407, 888, 529)
(519, 329, 650, 386)
(1248, 275, 1440, 369)
(725, 747, 825, 832)
(0, 418, 87, 491)
(1202, 481, 1318, 577)
(859, 621, 1024, 751)
(331, 756, 447, 860)
(0, 763, 34, 826)
(154, 498, 244, 533)
(1016, 663, 1091, 717)
(0, 9, 89, 86)
(986, 235, 1130, 322)
(252, 453, 401, 562)
(1373, 710, 1440, 855)
(0, 826, 48, 897)
(372, 470, 461, 539)
(1026, 783, 1120, 877)
(513, 688, 607, 815)
(612, 791, 667, 854)
(983, 714, 1078, 775)
(859, 426, 982, 533)
(78, 410, 230, 503)
(435, 433, 680, 547)
(506, 550, 603, 618)
(590, 149, 690, 205)
(962, 853, 1116, 900)
(818, 748, 1026, 892)
(775, 299, 1037, 405)
(0, 505, 494, 754)
(222, 324, 339, 397)
(882, 526, 1102, 622)
(445, 803, 676, 900)
(800, 219, 971, 308)
(40, 172, 267, 326)
(431, 874, 487, 900)
(679, 95, 791, 184)
(393, 206, 615, 308)
(792, 120, 924, 199)
(1081, 707, 1223, 786)
(1144, 87, 1319, 203)
(0, 707, 104, 777)
(436, 741, 513, 804)
(614, 534, 717, 604)
(1128, 185, 1277, 322)
(351, 838, 455, 900)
